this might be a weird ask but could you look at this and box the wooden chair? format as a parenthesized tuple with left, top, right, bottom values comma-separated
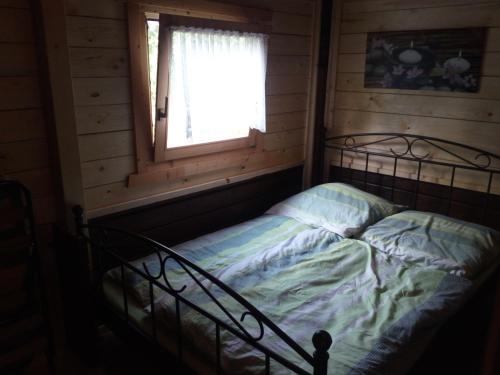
(0, 180, 50, 374)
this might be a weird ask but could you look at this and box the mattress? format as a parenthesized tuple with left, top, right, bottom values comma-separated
(103, 277, 219, 375)
(102, 213, 478, 374)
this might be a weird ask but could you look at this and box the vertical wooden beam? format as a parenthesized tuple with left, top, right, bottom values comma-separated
(321, 0, 343, 183)
(36, 0, 85, 230)
(128, 2, 154, 172)
(304, 0, 336, 188)
(303, 0, 322, 189)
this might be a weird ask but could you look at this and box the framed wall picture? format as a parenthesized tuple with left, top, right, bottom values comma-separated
(364, 28, 487, 93)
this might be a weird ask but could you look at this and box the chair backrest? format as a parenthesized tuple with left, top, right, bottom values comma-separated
(0, 180, 38, 322)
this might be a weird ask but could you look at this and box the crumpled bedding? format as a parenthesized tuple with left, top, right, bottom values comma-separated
(106, 213, 473, 374)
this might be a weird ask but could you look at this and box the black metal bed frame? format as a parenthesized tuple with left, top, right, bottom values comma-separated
(0, 180, 51, 366)
(0, 180, 42, 321)
(73, 133, 500, 375)
(325, 133, 500, 227)
(73, 207, 332, 375)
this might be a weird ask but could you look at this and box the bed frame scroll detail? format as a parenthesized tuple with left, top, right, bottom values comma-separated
(325, 133, 500, 228)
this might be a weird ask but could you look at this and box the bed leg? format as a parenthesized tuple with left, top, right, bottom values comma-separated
(73, 205, 84, 234)
(312, 330, 332, 375)
(69, 205, 100, 366)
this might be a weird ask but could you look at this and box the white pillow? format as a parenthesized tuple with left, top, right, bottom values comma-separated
(267, 183, 404, 237)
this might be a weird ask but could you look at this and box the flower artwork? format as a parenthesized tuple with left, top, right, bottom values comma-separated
(364, 28, 486, 92)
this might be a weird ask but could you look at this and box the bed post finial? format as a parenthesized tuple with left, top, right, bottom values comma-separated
(72, 205, 84, 235)
(312, 330, 332, 375)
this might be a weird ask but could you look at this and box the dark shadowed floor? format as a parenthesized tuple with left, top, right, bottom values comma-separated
(66, 328, 167, 375)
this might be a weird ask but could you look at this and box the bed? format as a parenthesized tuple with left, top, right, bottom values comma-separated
(74, 133, 500, 374)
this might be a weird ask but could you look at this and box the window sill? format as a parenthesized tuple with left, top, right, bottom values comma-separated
(128, 129, 260, 188)
(155, 129, 258, 162)
(89, 161, 303, 220)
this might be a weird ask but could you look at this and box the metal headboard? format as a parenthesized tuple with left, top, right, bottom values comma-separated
(325, 133, 500, 228)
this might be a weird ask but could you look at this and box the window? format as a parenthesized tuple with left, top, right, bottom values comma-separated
(127, 2, 272, 177)
(166, 27, 267, 147)
(145, 14, 268, 161)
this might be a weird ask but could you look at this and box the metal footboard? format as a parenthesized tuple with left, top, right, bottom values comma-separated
(73, 205, 332, 375)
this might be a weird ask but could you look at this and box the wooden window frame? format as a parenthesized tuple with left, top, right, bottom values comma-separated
(127, 0, 272, 176)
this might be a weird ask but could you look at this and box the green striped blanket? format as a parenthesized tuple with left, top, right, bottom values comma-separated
(360, 211, 500, 279)
(109, 214, 472, 374)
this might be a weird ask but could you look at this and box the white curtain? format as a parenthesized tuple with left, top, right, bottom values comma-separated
(166, 27, 268, 148)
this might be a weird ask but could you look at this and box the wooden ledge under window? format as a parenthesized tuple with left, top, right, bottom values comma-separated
(128, 129, 259, 187)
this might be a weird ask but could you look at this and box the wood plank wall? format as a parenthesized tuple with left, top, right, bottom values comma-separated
(65, 0, 317, 216)
(326, 0, 500, 195)
(0, 1, 58, 226)
(0, 2, 66, 364)
(91, 166, 303, 246)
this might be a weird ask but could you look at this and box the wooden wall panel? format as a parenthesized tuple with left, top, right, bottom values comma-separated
(78, 131, 134, 162)
(81, 156, 135, 188)
(84, 152, 303, 215)
(0, 7, 34, 43)
(66, 16, 128, 48)
(90, 166, 303, 246)
(268, 35, 311, 55)
(0, 5, 62, 357)
(0, 4, 57, 226)
(65, 0, 316, 214)
(7, 169, 54, 199)
(72, 77, 131, 106)
(262, 128, 305, 151)
(0, 140, 50, 174)
(333, 109, 500, 153)
(266, 75, 308, 95)
(0, 77, 41, 110)
(70, 48, 129, 77)
(0, 110, 46, 143)
(267, 56, 310, 76)
(75, 104, 133, 134)
(266, 112, 307, 133)
(0, 0, 29, 8)
(126, 146, 303, 188)
(483, 52, 500, 75)
(488, 28, 500, 51)
(334, 92, 500, 123)
(341, 3, 500, 33)
(342, 0, 497, 14)
(0, 44, 38, 76)
(218, 0, 314, 16)
(272, 12, 312, 35)
(336, 73, 500, 100)
(266, 94, 308, 114)
(66, 0, 126, 19)
(326, 0, 500, 194)
(90, 169, 283, 246)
